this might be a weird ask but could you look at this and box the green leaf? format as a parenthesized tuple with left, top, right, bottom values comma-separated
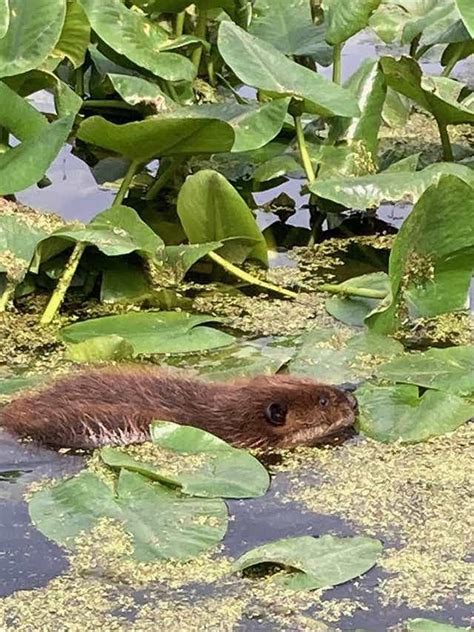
(78, 0, 195, 82)
(325, 272, 389, 327)
(59, 311, 235, 355)
(380, 56, 474, 126)
(406, 619, 469, 632)
(325, 0, 381, 45)
(366, 176, 474, 333)
(289, 329, 403, 384)
(101, 421, 270, 499)
(51, 0, 90, 68)
(101, 260, 153, 304)
(0, 0, 9, 38)
(164, 241, 223, 283)
(77, 114, 235, 161)
(0, 375, 44, 396)
(253, 155, 303, 182)
(0, 212, 50, 281)
(0, 0, 67, 78)
(0, 114, 76, 196)
(177, 170, 268, 266)
(0, 81, 47, 140)
(233, 534, 382, 590)
(218, 21, 359, 118)
(250, 0, 332, 62)
(382, 87, 410, 128)
(173, 99, 290, 153)
(328, 59, 386, 160)
(309, 162, 473, 210)
(357, 383, 474, 443)
(108, 74, 177, 110)
(64, 335, 135, 363)
(29, 470, 228, 561)
(455, 0, 474, 36)
(378, 346, 474, 397)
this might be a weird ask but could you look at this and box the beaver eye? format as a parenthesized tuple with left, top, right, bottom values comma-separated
(265, 402, 287, 426)
(318, 396, 329, 408)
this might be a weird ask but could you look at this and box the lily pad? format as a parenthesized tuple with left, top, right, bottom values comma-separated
(406, 619, 469, 632)
(29, 470, 228, 561)
(233, 534, 382, 590)
(218, 21, 359, 118)
(289, 329, 403, 384)
(177, 170, 268, 266)
(59, 311, 235, 355)
(325, 272, 389, 327)
(64, 335, 135, 363)
(357, 383, 474, 443)
(378, 346, 474, 397)
(101, 421, 270, 499)
(0, 375, 45, 396)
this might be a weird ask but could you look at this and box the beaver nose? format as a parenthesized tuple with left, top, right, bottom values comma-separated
(346, 392, 358, 411)
(338, 382, 358, 393)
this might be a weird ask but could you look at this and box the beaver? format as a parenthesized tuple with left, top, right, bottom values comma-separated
(0, 367, 358, 450)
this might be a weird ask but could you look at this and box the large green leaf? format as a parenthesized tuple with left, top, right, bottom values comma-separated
(366, 176, 474, 333)
(77, 0, 195, 82)
(101, 421, 270, 499)
(77, 114, 235, 160)
(380, 56, 474, 126)
(250, 0, 332, 62)
(59, 311, 235, 355)
(172, 100, 290, 153)
(289, 329, 403, 384)
(357, 383, 474, 443)
(233, 535, 382, 590)
(0, 0, 66, 77)
(0, 81, 47, 140)
(218, 21, 359, 118)
(0, 0, 8, 38)
(455, 0, 474, 36)
(0, 114, 75, 196)
(309, 162, 473, 210)
(29, 470, 228, 561)
(50, 0, 91, 68)
(325, 0, 381, 45)
(325, 272, 389, 327)
(177, 170, 268, 266)
(378, 346, 474, 397)
(328, 59, 386, 160)
(108, 74, 177, 110)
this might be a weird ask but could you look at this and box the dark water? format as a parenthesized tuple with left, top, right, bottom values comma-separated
(2, 30, 473, 630)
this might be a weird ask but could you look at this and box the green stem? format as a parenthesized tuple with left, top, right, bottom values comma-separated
(114, 159, 140, 206)
(40, 243, 86, 325)
(317, 283, 387, 298)
(191, 9, 207, 71)
(436, 119, 453, 161)
(409, 33, 421, 58)
(0, 281, 15, 312)
(332, 43, 342, 84)
(293, 115, 316, 183)
(175, 11, 185, 37)
(234, 0, 250, 30)
(441, 43, 466, 77)
(75, 66, 85, 97)
(145, 157, 184, 200)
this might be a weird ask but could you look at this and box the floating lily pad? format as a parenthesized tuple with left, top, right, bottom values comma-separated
(357, 383, 474, 443)
(289, 329, 403, 384)
(59, 311, 235, 355)
(406, 619, 469, 632)
(0, 375, 45, 396)
(378, 346, 474, 397)
(325, 272, 389, 327)
(29, 470, 228, 561)
(101, 421, 270, 499)
(233, 534, 382, 590)
(64, 335, 134, 363)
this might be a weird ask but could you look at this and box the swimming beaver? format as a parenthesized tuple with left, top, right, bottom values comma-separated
(0, 367, 358, 450)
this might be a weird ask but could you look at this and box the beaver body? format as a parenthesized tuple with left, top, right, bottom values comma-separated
(0, 367, 357, 450)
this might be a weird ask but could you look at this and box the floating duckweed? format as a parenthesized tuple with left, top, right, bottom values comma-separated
(277, 425, 474, 610)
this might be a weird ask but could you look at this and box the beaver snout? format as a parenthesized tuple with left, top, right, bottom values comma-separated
(346, 392, 358, 411)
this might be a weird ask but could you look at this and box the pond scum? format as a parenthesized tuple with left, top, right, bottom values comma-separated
(0, 423, 472, 630)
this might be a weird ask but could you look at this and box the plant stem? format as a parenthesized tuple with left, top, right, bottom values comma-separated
(0, 281, 15, 312)
(436, 119, 453, 161)
(208, 252, 388, 300)
(75, 66, 85, 97)
(40, 243, 85, 325)
(293, 115, 316, 182)
(332, 43, 342, 84)
(175, 11, 185, 37)
(145, 157, 184, 200)
(191, 9, 207, 71)
(113, 159, 140, 206)
(409, 34, 421, 58)
(234, 0, 251, 30)
(441, 43, 466, 77)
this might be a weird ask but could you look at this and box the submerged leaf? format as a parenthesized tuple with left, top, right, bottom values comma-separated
(357, 383, 474, 443)
(29, 470, 228, 561)
(233, 534, 382, 590)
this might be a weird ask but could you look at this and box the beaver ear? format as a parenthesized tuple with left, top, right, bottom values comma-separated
(265, 402, 288, 426)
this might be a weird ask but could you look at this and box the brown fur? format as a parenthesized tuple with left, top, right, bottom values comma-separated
(0, 367, 357, 450)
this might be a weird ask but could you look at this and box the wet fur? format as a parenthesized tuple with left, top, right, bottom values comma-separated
(0, 367, 357, 450)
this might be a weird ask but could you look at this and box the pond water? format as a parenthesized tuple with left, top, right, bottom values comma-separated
(1, 29, 473, 632)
